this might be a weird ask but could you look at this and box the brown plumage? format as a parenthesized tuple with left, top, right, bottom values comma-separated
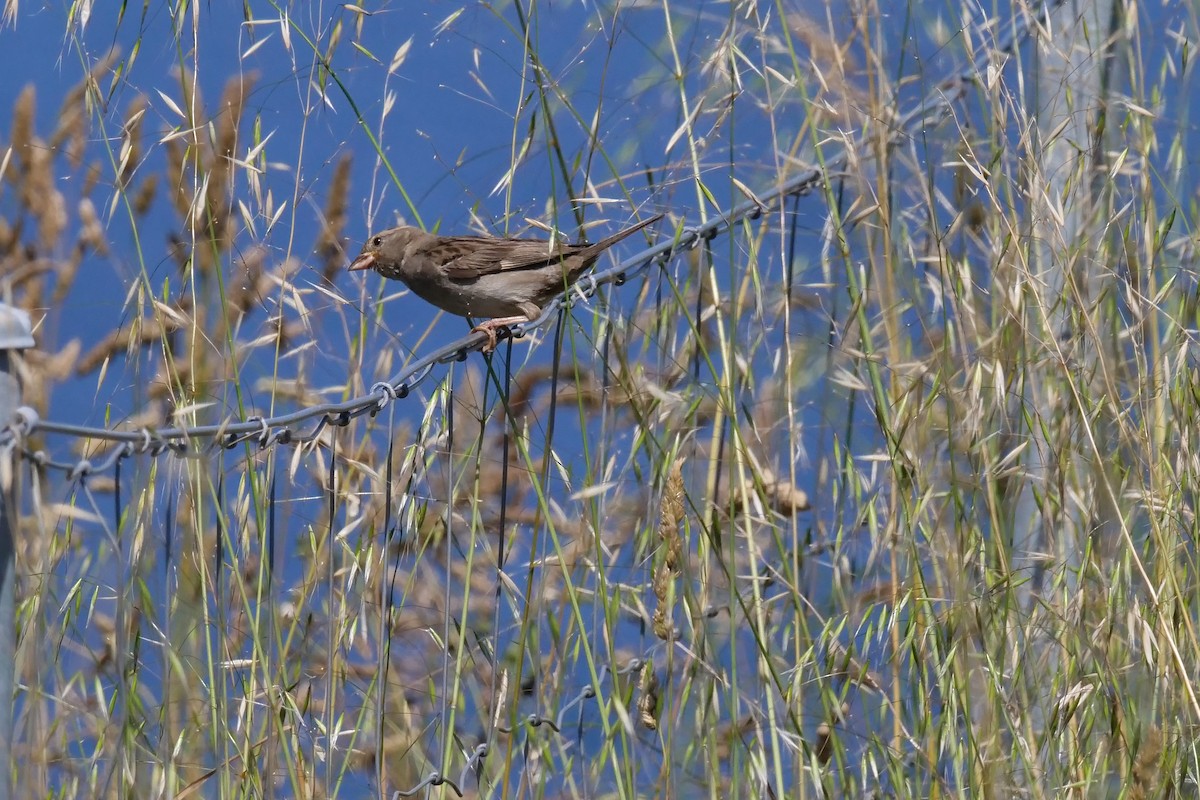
(349, 213, 665, 351)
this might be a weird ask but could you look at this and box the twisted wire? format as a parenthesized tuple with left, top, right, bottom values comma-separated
(0, 1, 1062, 479)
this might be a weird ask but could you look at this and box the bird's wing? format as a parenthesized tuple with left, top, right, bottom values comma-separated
(439, 237, 574, 280)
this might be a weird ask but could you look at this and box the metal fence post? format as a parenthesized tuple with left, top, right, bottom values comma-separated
(0, 304, 33, 800)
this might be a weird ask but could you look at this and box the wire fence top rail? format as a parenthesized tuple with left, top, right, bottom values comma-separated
(1, 1, 1063, 473)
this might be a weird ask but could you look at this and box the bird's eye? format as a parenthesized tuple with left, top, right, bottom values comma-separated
(372, 236, 382, 248)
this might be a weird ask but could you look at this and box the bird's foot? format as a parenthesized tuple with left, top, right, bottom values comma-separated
(471, 316, 529, 354)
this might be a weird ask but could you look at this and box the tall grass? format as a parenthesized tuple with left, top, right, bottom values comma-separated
(1, 0, 1196, 797)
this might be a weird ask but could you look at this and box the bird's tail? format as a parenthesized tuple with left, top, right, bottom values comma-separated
(578, 213, 666, 262)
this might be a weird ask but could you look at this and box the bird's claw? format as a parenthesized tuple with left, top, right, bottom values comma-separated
(471, 316, 529, 354)
(471, 322, 504, 354)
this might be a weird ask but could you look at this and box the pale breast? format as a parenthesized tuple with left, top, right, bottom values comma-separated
(402, 271, 530, 318)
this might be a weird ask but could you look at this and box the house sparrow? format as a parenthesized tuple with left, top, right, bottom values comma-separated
(349, 213, 665, 351)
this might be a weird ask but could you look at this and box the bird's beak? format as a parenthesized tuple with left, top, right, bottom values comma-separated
(348, 252, 376, 272)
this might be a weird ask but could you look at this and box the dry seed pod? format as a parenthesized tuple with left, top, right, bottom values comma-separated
(637, 667, 659, 730)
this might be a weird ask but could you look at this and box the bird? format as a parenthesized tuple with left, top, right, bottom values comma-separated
(349, 213, 665, 352)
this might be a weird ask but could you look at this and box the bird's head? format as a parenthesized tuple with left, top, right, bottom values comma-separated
(348, 226, 418, 279)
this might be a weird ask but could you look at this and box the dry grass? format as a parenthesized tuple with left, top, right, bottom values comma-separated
(1, 0, 1197, 797)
